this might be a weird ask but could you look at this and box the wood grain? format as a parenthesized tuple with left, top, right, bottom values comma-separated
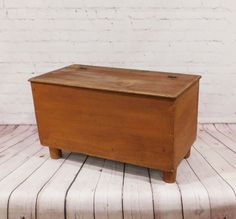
(31, 83, 175, 172)
(150, 169, 183, 219)
(66, 156, 105, 219)
(123, 164, 154, 219)
(173, 82, 199, 166)
(0, 125, 235, 219)
(29, 64, 201, 99)
(94, 159, 124, 219)
(177, 160, 211, 219)
(37, 153, 87, 219)
(30, 65, 201, 183)
(49, 147, 62, 159)
(0, 126, 17, 138)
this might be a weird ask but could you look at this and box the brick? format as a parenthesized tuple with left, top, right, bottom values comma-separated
(5, 0, 122, 9)
(0, 0, 236, 123)
(0, 9, 6, 18)
(6, 8, 123, 20)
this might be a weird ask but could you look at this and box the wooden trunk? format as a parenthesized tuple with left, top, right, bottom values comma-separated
(29, 64, 201, 183)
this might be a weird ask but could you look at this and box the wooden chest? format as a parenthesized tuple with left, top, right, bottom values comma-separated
(29, 64, 201, 183)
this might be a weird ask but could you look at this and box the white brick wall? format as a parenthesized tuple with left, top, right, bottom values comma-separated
(0, 0, 236, 124)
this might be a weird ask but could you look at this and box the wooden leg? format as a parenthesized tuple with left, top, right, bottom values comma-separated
(163, 169, 177, 183)
(49, 147, 62, 159)
(184, 149, 191, 159)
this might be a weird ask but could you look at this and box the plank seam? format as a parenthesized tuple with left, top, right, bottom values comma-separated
(198, 135, 236, 170)
(193, 145, 236, 199)
(0, 144, 42, 182)
(0, 125, 30, 146)
(147, 168, 156, 219)
(93, 159, 106, 219)
(203, 127, 236, 154)
(175, 179, 185, 219)
(0, 135, 38, 166)
(0, 125, 16, 138)
(0, 125, 16, 135)
(64, 155, 88, 219)
(185, 156, 212, 218)
(0, 130, 37, 154)
(227, 124, 236, 133)
(213, 124, 236, 144)
(121, 163, 125, 219)
(6, 156, 50, 219)
(35, 152, 71, 219)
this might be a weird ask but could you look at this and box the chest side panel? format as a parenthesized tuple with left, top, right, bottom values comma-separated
(173, 81, 200, 167)
(31, 83, 175, 171)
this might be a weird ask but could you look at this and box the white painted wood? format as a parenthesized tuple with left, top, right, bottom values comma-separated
(188, 146, 236, 218)
(94, 159, 124, 219)
(0, 125, 36, 152)
(198, 126, 236, 168)
(0, 126, 7, 134)
(177, 160, 210, 219)
(150, 170, 183, 219)
(0, 125, 27, 145)
(8, 152, 70, 219)
(0, 132, 38, 165)
(0, 125, 236, 218)
(0, 125, 17, 138)
(197, 128, 236, 187)
(66, 156, 105, 219)
(0, 137, 42, 181)
(228, 124, 236, 134)
(123, 164, 154, 219)
(0, 148, 48, 219)
(215, 123, 236, 143)
(37, 153, 87, 219)
(203, 124, 236, 153)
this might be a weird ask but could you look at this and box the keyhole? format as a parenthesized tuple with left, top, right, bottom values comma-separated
(168, 75, 177, 79)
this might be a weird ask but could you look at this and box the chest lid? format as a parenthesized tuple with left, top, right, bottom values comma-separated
(29, 64, 201, 99)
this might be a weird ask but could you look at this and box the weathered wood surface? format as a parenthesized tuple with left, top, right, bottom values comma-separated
(0, 124, 236, 219)
(30, 65, 200, 183)
(29, 64, 201, 98)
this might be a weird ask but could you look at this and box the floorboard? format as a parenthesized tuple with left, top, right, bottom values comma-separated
(0, 124, 235, 219)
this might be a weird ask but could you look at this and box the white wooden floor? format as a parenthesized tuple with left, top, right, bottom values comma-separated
(0, 124, 236, 219)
